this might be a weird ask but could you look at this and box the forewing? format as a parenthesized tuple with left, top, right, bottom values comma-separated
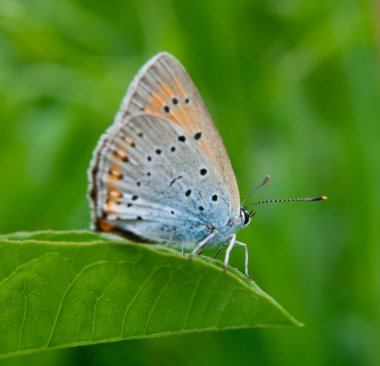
(114, 52, 240, 213)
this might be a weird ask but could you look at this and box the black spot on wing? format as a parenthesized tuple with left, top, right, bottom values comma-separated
(194, 132, 202, 140)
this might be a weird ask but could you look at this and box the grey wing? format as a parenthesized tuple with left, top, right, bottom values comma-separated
(89, 114, 232, 245)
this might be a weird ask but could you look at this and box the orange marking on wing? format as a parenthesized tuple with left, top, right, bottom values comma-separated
(124, 136, 136, 148)
(145, 78, 214, 158)
(199, 140, 212, 158)
(99, 218, 115, 232)
(144, 82, 171, 115)
(171, 76, 186, 98)
(172, 103, 198, 133)
(168, 75, 201, 133)
(105, 200, 121, 213)
(143, 82, 200, 134)
(145, 98, 163, 115)
(113, 148, 128, 162)
(105, 188, 122, 212)
(108, 188, 122, 198)
(109, 166, 123, 181)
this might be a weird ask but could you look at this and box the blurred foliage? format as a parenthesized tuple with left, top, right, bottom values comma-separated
(0, 0, 379, 365)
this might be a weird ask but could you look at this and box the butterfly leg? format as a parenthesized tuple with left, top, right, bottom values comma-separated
(213, 242, 226, 259)
(224, 234, 237, 271)
(234, 241, 250, 278)
(191, 231, 217, 256)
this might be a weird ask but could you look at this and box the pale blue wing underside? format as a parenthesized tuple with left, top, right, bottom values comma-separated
(93, 113, 233, 246)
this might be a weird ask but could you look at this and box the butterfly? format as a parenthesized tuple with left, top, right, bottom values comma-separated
(88, 52, 327, 277)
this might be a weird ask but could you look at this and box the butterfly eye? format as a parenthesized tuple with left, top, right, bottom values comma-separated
(241, 209, 251, 226)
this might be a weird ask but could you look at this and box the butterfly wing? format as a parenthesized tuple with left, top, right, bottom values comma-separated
(116, 52, 240, 213)
(90, 113, 233, 245)
(89, 52, 241, 244)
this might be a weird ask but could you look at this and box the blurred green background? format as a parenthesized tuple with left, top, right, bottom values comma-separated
(1, 0, 379, 365)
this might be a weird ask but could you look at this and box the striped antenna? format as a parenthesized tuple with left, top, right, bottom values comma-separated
(245, 195, 328, 209)
(241, 175, 271, 206)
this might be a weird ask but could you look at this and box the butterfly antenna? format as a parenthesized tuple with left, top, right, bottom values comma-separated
(242, 175, 271, 206)
(248, 210, 256, 218)
(245, 195, 328, 209)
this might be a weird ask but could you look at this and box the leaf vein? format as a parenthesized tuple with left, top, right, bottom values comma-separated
(120, 266, 168, 337)
(45, 260, 120, 347)
(143, 270, 173, 335)
(182, 275, 203, 331)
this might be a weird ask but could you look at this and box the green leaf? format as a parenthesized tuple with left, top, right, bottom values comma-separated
(0, 231, 301, 359)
